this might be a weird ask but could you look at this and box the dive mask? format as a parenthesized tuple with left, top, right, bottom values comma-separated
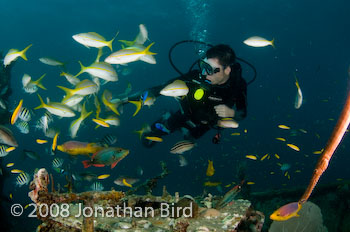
(199, 58, 221, 76)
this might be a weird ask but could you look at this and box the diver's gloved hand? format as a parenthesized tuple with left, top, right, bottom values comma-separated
(214, 104, 235, 118)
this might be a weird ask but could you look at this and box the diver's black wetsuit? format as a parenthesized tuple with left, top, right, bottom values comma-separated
(133, 63, 247, 147)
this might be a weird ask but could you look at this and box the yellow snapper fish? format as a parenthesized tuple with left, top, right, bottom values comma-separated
(93, 118, 110, 128)
(217, 118, 239, 128)
(35, 94, 76, 117)
(61, 95, 84, 107)
(74, 61, 118, 82)
(104, 42, 156, 65)
(69, 103, 92, 138)
(72, 31, 118, 51)
(124, 44, 156, 64)
(160, 80, 189, 97)
(206, 160, 215, 176)
(119, 24, 149, 47)
(22, 74, 47, 94)
(39, 57, 65, 66)
(294, 73, 303, 109)
(3, 44, 32, 67)
(60, 72, 80, 86)
(104, 115, 120, 126)
(102, 90, 120, 115)
(57, 79, 99, 101)
(243, 36, 275, 48)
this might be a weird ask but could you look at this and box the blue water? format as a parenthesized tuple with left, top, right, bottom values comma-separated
(1, 0, 350, 230)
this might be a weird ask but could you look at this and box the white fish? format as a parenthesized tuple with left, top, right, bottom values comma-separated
(104, 42, 156, 65)
(0, 99, 7, 110)
(104, 115, 120, 126)
(35, 94, 75, 117)
(57, 79, 99, 101)
(179, 155, 188, 167)
(61, 95, 84, 107)
(39, 57, 65, 66)
(243, 36, 275, 48)
(44, 127, 59, 139)
(75, 61, 118, 82)
(22, 74, 46, 94)
(160, 80, 189, 97)
(3, 44, 32, 67)
(72, 32, 118, 51)
(217, 118, 239, 128)
(125, 44, 156, 64)
(294, 74, 303, 109)
(71, 103, 83, 113)
(60, 72, 80, 86)
(22, 74, 32, 87)
(69, 103, 92, 138)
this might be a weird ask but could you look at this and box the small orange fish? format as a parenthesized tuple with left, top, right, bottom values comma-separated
(274, 154, 280, 159)
(11, 99, 23, 125)
(278, 125, 290, 130)
(247, 181, 255, 185)
(246, 155, 257, 160)
(98, 174, 110, 180)
(36, 139, 48, 144)
(286, 143, 300, 151)
(260, 154, 269, 161)
(145, 136, 163, 142)
(275, 137, 286, 142)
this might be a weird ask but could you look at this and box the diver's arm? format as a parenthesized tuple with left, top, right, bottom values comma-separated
(233, 80, 247, 121)
(126, 70, 197, 101)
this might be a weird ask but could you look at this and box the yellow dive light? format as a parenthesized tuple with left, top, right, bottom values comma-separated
(194, 88, 204, 100)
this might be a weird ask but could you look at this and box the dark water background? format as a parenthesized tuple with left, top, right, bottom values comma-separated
(1, 0, 350, 230)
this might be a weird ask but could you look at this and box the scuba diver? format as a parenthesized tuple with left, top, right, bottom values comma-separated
(121, 42, 254, 147)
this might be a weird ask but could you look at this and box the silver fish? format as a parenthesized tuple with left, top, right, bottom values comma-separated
(0, 126, 18, 147)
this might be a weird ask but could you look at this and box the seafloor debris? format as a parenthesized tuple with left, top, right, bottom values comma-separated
(30, 168, 264, 232)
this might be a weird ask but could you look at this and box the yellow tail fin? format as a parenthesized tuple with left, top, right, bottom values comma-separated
(57, 85, 74, 100)
(19, 44, 33, 61)
(271, 38, 275, 49)
(34, 94, 47, 110)
(74, 61, 86, 78)
(106, 31, 119, 52)
(33, 74, 47, 90)
(143, 42, 157, 55)
(80, 102, 92, 121)
(129, 100, 142, 117)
